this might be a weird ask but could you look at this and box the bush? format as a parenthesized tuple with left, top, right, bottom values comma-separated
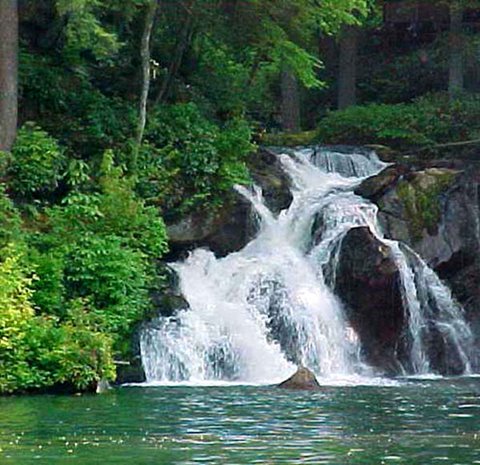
(0, 247, 115, 394)
(141, 103, 253, 216)
(0, 185, 23, 248)
(316, 103, 430, 149)
(64, 234, 150, 338)
(316, 93, 480, 152)
(26, 152, 169, 356)
(9, 123, 65, 198)
(20, 51, 137, 157)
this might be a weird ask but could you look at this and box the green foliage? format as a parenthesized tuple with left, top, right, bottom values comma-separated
(317, 103, 428, 148)
(55, 0, 121, 63)
(0, 247, 37, 393)
(19, 50, 137, 156)
(64, 234, 149, 337)
(191, 38, 251, 117)
(28, 152, 168, 350)
(0, 246, 115, 394)
(140, 104, 253, 216)
(0, 185, 23, 248)
(9, 123, 65, 198)
(317, 93, 480, 151)
(359, 45, 447, 104)
(48, 151, 169, 259)
(0, 147, 168, 393)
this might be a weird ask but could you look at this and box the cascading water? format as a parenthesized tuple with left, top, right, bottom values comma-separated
(140, 147, 474, 384)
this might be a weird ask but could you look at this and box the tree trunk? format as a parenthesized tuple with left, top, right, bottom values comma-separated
(449, 3, 464, 100)
(338, 25, 358, 110)
(0, 0, 19, 152)
(135, 0, 158, 163)
(280, 68, 300, 133)
(154, 5, 194, 106)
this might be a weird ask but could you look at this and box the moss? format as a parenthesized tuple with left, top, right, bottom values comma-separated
(397, 170, 457, 241)
(261, 130, 319, 147)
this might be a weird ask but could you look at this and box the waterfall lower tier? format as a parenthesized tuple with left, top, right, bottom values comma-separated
(140, 147, 474, 384)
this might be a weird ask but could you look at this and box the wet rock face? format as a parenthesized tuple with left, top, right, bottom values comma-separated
(251, 148, 293, 214)
(166, 193, 257, 260)
(357, 162, 480, 320)
(355, 164, 409, 202)
(277, 367, 321, 390)
(335, 227, 408, 374)
(166, 147, 293, 260)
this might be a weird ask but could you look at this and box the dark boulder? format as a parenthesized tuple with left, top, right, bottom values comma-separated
(165, 147, 293, 260)
(251, 147, 293, 214)
(335, 227, 408, 373)
(277, 367, 321, 391)
(150, 264, 189, 318)
(355, 164, 409, 201)
(166, 193, 257, 260)
(114, 325, 147, 385)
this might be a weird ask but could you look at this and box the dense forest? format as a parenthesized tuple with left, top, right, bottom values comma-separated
(1, 0, 479, 394)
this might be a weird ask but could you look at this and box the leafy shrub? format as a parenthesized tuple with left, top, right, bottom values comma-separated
(0, 185, 23, 248)
(142, 103, 253, 216)
(27, 153, 168, 356)
(316, 103, 430, 149)
(0, 247, 115, 394)
(316, 93, 480, 151)
(0, 247, 38, 392)
(9, 123, 65, 198)
(47, 151, 168, 259)
(19, 50, 136, 156)
(64, 234, 150, 338)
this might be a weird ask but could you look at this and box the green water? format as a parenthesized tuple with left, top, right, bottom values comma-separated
(1, 379, 480, 464)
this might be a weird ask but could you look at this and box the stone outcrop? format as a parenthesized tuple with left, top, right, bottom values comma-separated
(250, 147, 293, 214)
(356, 161, 480, 327)
(334, 227, 408, 373)
(166, 147, 292, 259)
(277, 367, 321, 390)
(166, 194, 257, 260)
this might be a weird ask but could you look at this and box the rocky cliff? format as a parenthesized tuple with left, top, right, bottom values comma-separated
(356, 160, 480, 332)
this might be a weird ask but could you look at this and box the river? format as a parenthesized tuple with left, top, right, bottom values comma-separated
(1, 378, 480, 464)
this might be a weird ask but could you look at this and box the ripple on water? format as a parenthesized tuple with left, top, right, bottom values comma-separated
(1, 379, 480, 464)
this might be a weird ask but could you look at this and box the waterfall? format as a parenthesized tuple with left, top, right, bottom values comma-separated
(140, 147, 474, 384)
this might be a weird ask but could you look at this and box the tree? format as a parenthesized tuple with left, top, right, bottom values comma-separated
(0, 0, 18, 152)
(281, 68, 301, 132)
(449, 1, 464, 99)
(136, 0, 159, 160)
(154, 0, 197, 105)
(338, 25, 359, 109)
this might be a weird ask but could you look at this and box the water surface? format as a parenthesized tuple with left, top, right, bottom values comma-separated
(2, 378, 480, 464)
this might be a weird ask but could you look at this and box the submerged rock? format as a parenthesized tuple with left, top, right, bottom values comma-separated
(95, 379, 111, 394)
(277, 367, 321, 391)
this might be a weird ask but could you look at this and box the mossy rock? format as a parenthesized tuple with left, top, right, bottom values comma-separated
(397, 168, 459, 241)
(261, 130, 319, 147)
